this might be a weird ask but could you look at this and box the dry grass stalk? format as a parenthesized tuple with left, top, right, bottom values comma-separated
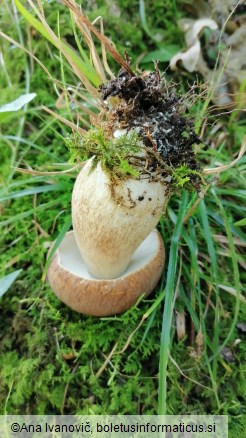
(62, 0, 135, 76)
(42, 105, 87, 135)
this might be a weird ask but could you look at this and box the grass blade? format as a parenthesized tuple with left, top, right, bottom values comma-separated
(0, 200, 59, 227)
(0, 269, 22, 298)
(0, 93, 36, 121)
(198, 199, 220, 378)
(14, 0, 101, 87)
(42, 215, 72, 281)
(0, 183, 65, 202)
(211, 188, 241, 351)
(158, 191, 188, 414)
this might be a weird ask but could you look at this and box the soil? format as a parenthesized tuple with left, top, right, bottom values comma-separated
(100, 67, 201, 188)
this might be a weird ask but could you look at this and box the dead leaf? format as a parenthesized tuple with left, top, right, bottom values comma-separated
(62, 352, 78, 361)
(189, 331, 204, 360)
(175, 310, 186, 340)
(232, 338, 241, 347)
(170, 1, 246, 107)
(220, 347, 235, 363)
(170, 18, 218, 72)
(237, 323, 246, 333)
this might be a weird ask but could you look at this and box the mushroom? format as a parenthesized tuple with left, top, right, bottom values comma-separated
(48, 131, 167, 315)
(72, 157, 168, 279)
(47, 69, 201, 315)
(48, 149, 167, 315)
(47, 229, 165, 316)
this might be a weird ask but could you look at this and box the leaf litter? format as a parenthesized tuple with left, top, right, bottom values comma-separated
(170, 0, 246, 107)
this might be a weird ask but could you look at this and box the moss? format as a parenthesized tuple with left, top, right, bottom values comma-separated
(65, 128, 141, 179)
(172, 165, 204, 190)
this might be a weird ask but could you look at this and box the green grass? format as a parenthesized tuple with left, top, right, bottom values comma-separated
(0, 1, 246, 436)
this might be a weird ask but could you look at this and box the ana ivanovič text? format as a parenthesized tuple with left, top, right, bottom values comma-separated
(9, 420, 218, 434)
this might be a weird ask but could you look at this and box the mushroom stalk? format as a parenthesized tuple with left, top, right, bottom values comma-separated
(72, 158, 168, 279)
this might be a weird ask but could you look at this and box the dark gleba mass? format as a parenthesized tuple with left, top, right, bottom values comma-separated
(100, 68, 202, 188)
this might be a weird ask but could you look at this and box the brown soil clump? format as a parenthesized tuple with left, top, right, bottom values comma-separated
(100, 68, 201, 188)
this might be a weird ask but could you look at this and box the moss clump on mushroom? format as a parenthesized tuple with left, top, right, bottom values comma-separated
(171, 165, 205, 190)
(65, 128, 142, 179)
